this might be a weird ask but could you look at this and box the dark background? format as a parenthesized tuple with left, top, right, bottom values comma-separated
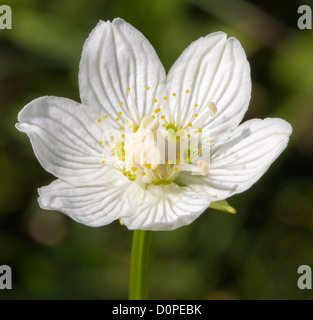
(0, 0, 313, 299)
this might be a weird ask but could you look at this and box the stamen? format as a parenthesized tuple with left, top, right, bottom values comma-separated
(127, 89, 142, 122)
(208, 102, 217, 116)
(197, 160, 209, 176)
(176, 90, 190, 128)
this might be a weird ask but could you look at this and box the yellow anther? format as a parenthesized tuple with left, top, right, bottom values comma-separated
(162, 124, 166, 127)
(104, 115, 108, 119)
(102, 155, 106, 158)
(173, 93, 176, 96)
(174, 167, 179, 172)
(176, 159, 180, 164)
(197, 160, 209, 176)
(186, 90, 190, 93)
(194, 104, 198, 108)
(122, 157, 125, 161)
(188, 157, 191, 162)
(146, 86, 150, 90)
(187, 134, 191, 139)
(164, 97, 168, 100)
(131, 167, 137, 172)
(152, 115, 155, 119)
(116, 117, 120, 121)
(118, 112, 122, 116)
(145, 164, 152, 169)
(161, 115, 165, 120)
(154, 99, 158, 103)
(208, 102, 217, 116)
(142, 172, 146, 176)
(198, 128, 202, 133)
(120, 102, 123, 106)
(107, 144, 111, 148)
(188, 123, 192, 127)
(198, 149, 203, 153)
(99, 141, 103, 145)
(102, 160, 106, 164)
(125, 120, 130, 124)
(206, 139, 210, 143)
(194, 114, 198, 117)
(121, 134, 125, 138)
(120, 126, 124, 130)
(127, 87, 130, 91)
(177, 152, 180, 156)
(98, 119, 101, 123)
(156, 170, 161, 175)
(112, 152, 115, 156)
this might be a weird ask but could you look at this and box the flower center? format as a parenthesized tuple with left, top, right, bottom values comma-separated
(124, 116, 178, 185)
(97, 87, 216, 186)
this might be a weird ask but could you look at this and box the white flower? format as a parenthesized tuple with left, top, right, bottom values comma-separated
(16, 18, 292, 231)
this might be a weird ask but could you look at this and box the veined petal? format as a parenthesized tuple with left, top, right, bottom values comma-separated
(38, 179, 135, 227)
(121, 184, 211, 231)
(179, 118, 292, 201)
(16, 96, 115, 186)
(166, 32, 251, 142)
(79, 18, 166, 125)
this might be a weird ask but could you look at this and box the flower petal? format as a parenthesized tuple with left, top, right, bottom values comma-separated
(79, 18, 166, 125)
(121, 184, 211, 231)
(16, 96, 114, 186)
(166, 32, 251, 142)
(38, 179, 134, 227)
(179, 118, 292, 200)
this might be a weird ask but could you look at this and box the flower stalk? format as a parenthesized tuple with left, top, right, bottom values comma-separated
(129, 230, 152, 300)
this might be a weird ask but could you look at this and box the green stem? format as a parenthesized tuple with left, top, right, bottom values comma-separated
(128, 230, 152, 300)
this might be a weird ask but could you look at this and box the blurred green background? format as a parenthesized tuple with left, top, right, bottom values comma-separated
(1, 0, 313, 300)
